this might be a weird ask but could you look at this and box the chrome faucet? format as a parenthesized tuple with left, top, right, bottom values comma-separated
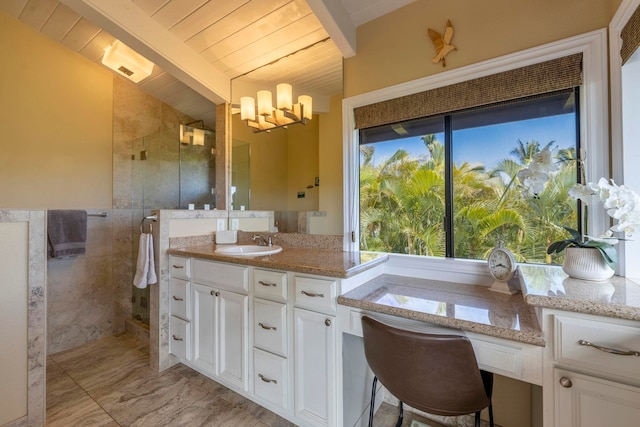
(252, 235, 269, 246)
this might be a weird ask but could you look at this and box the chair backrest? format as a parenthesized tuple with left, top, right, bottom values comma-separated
(361, 316, 490, 417)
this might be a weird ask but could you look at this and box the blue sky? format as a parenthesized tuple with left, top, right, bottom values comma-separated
(365, 114, 576, 169)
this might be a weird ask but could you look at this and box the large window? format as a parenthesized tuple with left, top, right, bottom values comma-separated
(359, 89, 580, 265)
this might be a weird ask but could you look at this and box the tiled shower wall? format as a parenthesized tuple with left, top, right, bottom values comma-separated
(47, 76, 197, 354)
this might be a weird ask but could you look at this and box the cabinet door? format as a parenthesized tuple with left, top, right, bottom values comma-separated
(294, 308, 336, 427)
(191, 283, 218, 374)
(555, 369, 640, 427)
(218, 289, 248, 391)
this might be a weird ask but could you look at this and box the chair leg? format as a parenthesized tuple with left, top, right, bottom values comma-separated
(395, 401, 403, 427)
(368, 376, 378, 427)
(473, 404, 494, 427)
(488, 402, 495, 427)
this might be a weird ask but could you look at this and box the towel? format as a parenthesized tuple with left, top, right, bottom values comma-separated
(47, 210, 87, 259)
(133, 233, 158, 289)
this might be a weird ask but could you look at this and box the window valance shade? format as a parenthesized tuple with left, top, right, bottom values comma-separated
(353, 53, 583, 130)
(621, 5, 640, 65)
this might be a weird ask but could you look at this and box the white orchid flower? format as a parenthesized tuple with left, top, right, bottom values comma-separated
(568, 184, 595, 202)
(518, 168, 548, 196)
(529, 148, 558, 174)
(581, 178, 640, 237)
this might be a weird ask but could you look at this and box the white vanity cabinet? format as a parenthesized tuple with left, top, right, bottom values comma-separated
(543, 310, 640, 427)
(167, 256, 347, 427)
(293, 275, 338, 427)
(252, 269, 290, 412)
(189, 259, 249, 391)
(169, 256, 191, 361)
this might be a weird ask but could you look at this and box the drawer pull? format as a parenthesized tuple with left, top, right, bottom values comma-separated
(301, 290, 324, 298)
(259, 280, 276, 287)
(172, 335, 183, 341)
(258, 322, 277, 331)
(559, 377, 573, 388)
(172, 265, 184, 269)
(258, 373, 277, 384)
(172, 296, 184, 301)
(578, 340, 640, 356)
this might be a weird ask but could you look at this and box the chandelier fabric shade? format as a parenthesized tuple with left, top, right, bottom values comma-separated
(239, 84, 312, 132)
(180, 121, 211, 146)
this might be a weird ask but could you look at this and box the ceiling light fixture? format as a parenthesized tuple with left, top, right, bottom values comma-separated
(239, 83, 312, 133)
(102, 40, 154, 83)
(180, 121, 211, 146)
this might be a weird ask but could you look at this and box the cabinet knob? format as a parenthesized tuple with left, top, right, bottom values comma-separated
(559, 377, 573, 388)
(325, 318, 332, 327)
(210, 290, 220, 296)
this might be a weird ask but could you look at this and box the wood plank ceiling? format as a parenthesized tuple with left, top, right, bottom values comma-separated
(0, 0, 414, 128)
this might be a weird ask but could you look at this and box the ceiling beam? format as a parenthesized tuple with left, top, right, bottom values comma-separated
(306, 0, 356, 58)
(60, 0, 230, 104)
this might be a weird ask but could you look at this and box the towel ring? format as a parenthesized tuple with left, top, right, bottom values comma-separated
(140, 215, 157, 234)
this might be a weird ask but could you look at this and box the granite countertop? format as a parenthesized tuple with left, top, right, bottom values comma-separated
(518, 264, 640, 321)
(166, 244, 389, 279)
(338, 274, 545, 346)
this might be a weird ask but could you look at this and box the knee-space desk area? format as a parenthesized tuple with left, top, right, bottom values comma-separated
(337, 274, 545, 427)
(338, 266, 640, 427)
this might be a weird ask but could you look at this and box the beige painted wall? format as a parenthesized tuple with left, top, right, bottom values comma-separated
(344, 0, 613, 97)
(0, 12, 113, 209)
(287, 115, 320, 211)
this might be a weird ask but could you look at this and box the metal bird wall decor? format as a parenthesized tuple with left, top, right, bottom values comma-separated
(428, 20, 456, 67)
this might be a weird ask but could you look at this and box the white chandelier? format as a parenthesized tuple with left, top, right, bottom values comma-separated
(240, 83, 312, 133)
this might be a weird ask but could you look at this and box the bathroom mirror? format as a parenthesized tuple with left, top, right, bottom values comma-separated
(229, 40, 344, 235)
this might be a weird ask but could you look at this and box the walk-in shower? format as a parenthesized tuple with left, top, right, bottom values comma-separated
(130, 123, 215, 323)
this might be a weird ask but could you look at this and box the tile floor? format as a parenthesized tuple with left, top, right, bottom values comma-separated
(45, 333, 443, 426)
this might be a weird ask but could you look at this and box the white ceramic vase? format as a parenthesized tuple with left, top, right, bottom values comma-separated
(562, 247, 615, 281)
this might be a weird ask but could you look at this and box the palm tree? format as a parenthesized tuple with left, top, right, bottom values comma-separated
(510, 139, 555, 165)
(359, 133, 578, 265)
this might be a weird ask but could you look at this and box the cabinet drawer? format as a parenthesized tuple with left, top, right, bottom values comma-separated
(170, 278, 190, 320)
(294, 276, 337, 313)
(555, 314, 640, 381)
(254, 299, 287, 357)
(192, 259, 248, 292)
(253, 348, 288, 411)
(169, 316, 191, 361)
(169, 256, 190, 279)
(253, 269, 287, 301)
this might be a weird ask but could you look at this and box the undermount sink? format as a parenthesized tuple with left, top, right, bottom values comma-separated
(214, 244, 282, 257)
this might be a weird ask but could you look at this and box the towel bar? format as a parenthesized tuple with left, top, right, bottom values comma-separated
(140, 214, 158, 234)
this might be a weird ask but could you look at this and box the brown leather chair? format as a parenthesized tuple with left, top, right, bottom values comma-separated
(361, 316, 494, 427)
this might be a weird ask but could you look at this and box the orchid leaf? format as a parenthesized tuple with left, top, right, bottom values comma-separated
(560, 226, 582, 241)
